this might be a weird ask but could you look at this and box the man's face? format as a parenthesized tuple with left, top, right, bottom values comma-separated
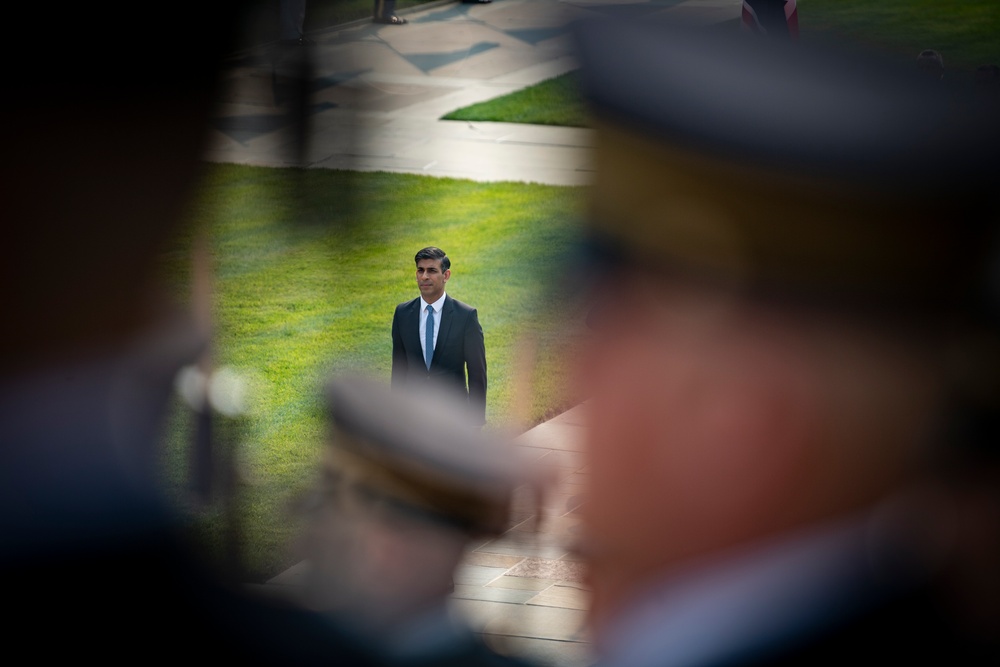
(577, 276, 818, 632)
(416, 258, 450, 302)
(576, 273, 936, 636)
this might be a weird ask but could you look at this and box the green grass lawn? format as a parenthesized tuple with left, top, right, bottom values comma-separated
(159, 165, 589, 581)
(799, 0, 1000, 83)
(440, 0, 1000, 124)
(441, 72, 591, 127)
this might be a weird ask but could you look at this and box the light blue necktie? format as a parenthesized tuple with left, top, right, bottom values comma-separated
(424, 304, 434, 370)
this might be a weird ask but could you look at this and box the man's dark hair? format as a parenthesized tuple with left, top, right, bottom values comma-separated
(415, 247, 450, 272)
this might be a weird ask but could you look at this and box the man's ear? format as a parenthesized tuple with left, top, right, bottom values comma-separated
(443, 269, 451, 282)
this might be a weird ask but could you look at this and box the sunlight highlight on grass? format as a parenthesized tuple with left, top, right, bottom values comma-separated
(160, 165, 590, 580)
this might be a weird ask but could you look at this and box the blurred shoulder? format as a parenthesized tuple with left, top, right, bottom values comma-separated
(446, 296, 477, 314)
(395, 298, 420, 313)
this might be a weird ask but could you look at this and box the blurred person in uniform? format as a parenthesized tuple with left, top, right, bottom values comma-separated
(564, 16, 1000, 666)
(0, 3, 387, 664)
(295, 374, 536, 667)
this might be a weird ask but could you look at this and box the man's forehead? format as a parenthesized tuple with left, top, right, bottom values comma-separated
(417, 259, 444, 270)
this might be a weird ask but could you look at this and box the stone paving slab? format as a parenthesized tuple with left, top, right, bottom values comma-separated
(492, 636, 597, 667)
(488, 575, 560, 592)
(442, 403, 593, 664)
(452, 597, 590, 643)
(517, 420, 586, 452)
(527, 584, 590, 611)
(454, 583, 543, 604)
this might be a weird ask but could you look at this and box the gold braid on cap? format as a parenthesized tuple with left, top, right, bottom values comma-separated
(588, 120, 986, 316)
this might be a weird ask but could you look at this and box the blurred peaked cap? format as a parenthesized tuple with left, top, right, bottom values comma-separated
(571, 16, 1000, 321)
(323, 375, 523, 535)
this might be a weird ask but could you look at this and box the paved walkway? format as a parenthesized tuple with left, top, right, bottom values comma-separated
(447, 404, 592, 665)
(218, 2, 743, 665)
(205, 0, 742, 186)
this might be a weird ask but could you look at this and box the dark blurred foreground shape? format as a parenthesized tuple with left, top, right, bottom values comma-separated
(741, 0, 798, 39)
(294, 374, 537, 666)
(1, 4, 388, 664)
(917, 48, 945, 80)
(567, 13, 1000, 667)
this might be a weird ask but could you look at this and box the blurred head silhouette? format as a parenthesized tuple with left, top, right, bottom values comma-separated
(299, 374, 529, 664)
(917, 48, 945, 80)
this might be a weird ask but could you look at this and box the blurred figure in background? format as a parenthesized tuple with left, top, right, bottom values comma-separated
(568, 16, 1000, 666)
(297, 374, 535, 667)
(280, 0, 310, 45)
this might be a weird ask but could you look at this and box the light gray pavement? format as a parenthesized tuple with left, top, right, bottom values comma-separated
(225, 2, 744, 665)
(446, 403, 592, 666)
(204, 0, 742, 186)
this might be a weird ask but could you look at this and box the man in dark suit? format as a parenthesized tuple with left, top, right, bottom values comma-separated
(392, 247, 487, 426)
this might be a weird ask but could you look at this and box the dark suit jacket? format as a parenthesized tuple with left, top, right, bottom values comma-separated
(391, 295, 487, 425)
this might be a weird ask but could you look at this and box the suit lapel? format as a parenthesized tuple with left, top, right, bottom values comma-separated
(432, 295, 455, 367)
(405, 298, 423, 360)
